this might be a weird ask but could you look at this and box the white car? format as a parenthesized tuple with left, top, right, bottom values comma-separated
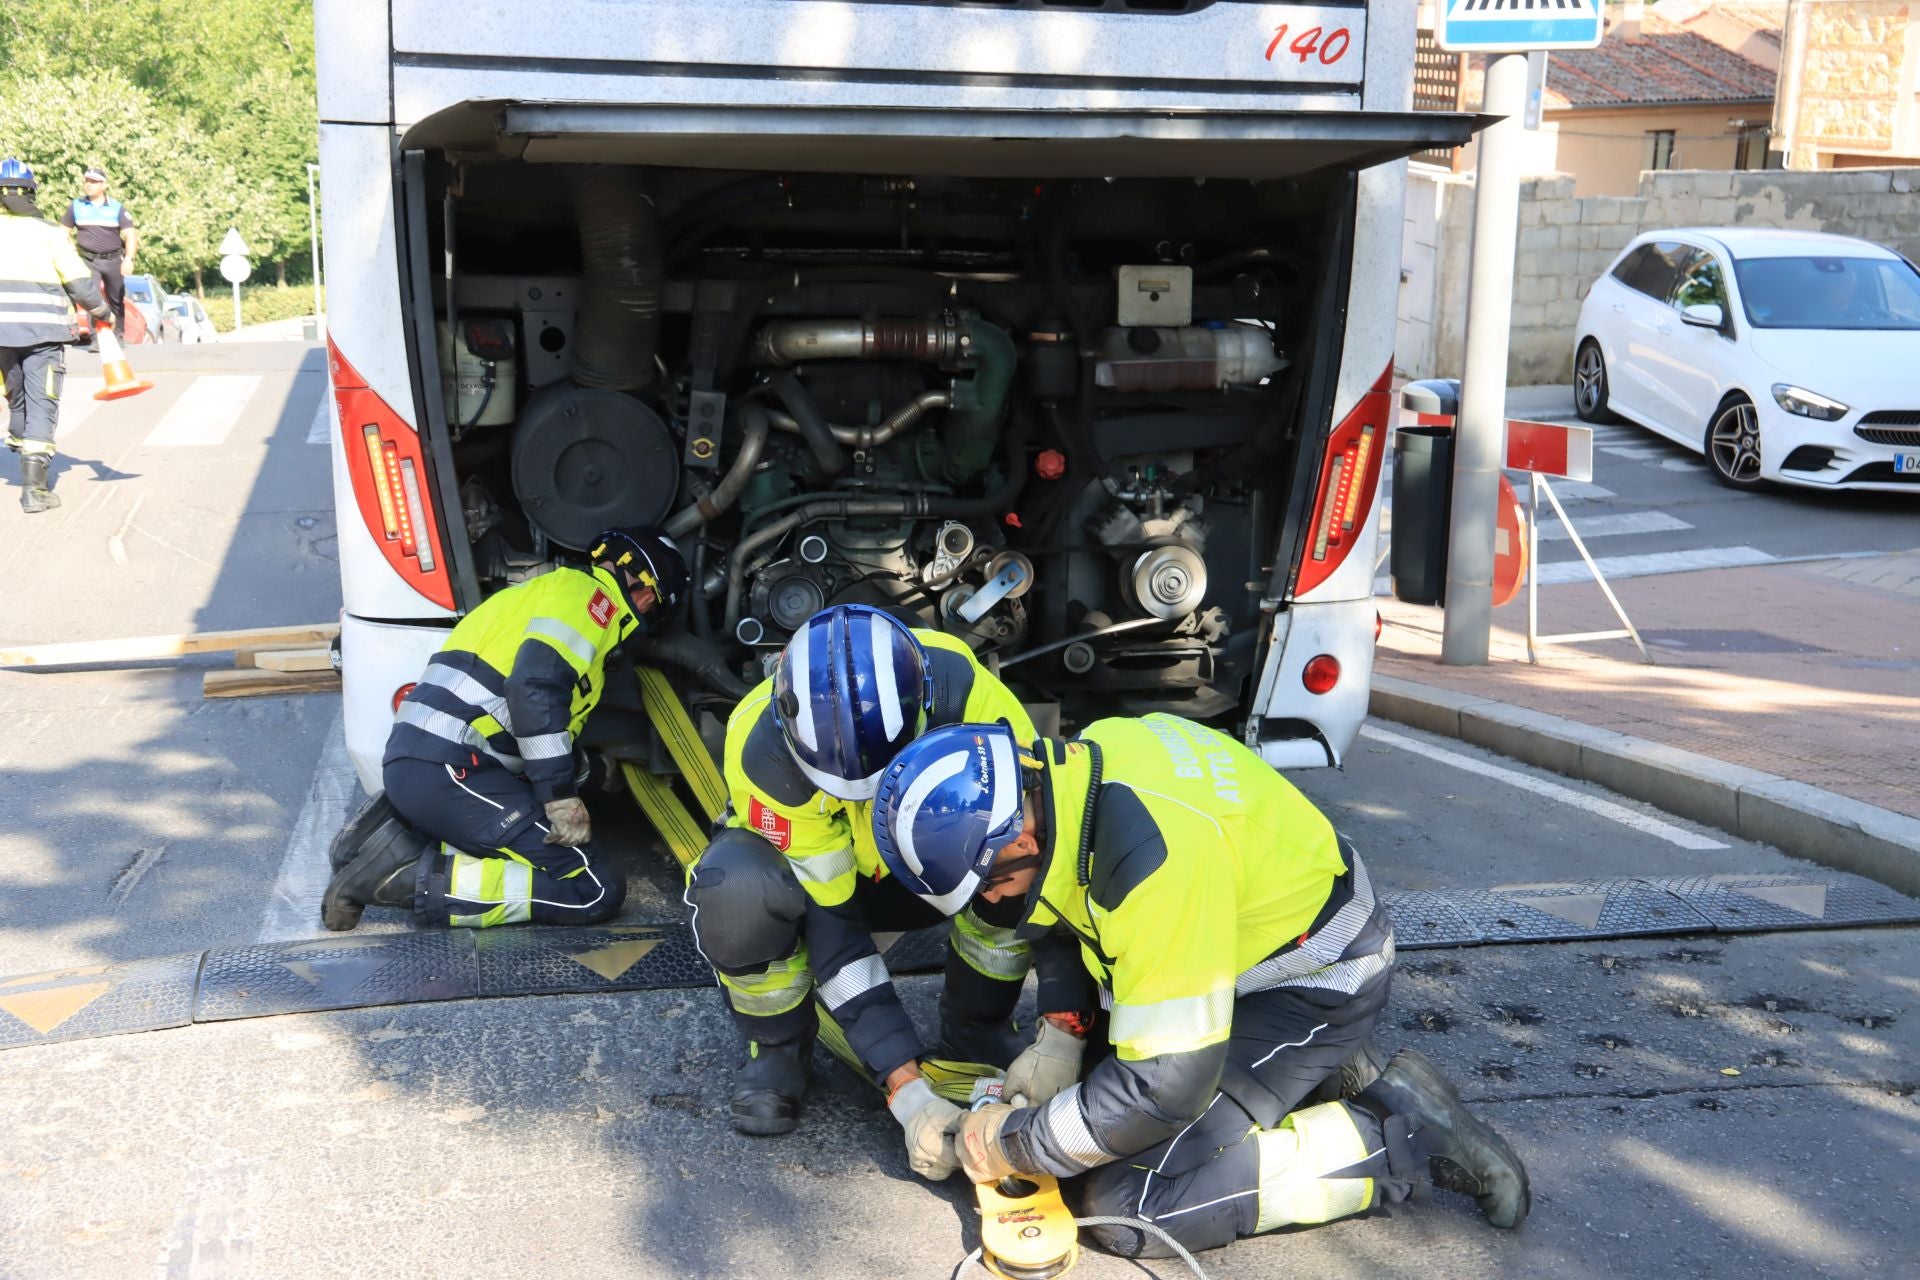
(160, 292, 218, 344)
(1573, 228, 1920, 491)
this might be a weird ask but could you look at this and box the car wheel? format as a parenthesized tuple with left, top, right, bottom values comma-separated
(1706, 397, 1766, 490)
(1573, 340, 1613, 423)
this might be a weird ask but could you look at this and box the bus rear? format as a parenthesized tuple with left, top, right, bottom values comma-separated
(313, 0, 1473, 791)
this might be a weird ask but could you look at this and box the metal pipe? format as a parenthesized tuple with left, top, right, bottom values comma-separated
(752, 317, 966, 369)
(765, 389, 951, 450)
(664, 406, 771, 538)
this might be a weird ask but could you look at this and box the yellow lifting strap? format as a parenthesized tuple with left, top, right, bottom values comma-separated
(636, 665, 726, 821)
(621, 762, 708, 870)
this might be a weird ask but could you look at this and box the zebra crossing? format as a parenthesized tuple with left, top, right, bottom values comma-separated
(46, 367, 329, 452)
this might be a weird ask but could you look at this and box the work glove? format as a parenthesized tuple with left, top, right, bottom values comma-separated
(543, 795, 592, 846)
(888, 1077, 966, 1181)
(1001, 1019, 1086, 1108)
(959, 1102, 1021, 1184)
(88, 305, 112, 325)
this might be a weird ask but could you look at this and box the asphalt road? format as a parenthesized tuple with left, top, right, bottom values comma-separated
(2, 349, 1914, 1278)
(1382, 386, 1918, 594)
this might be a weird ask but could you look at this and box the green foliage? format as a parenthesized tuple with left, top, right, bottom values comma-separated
(0, 0, 318, 286)
(206, 282, 327, 333)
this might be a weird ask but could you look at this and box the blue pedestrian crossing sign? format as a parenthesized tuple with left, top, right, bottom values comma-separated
(1437, 0, 1605, 53)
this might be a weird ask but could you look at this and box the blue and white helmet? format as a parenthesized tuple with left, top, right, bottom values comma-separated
(773, 604, 932, 801)
(872, 723, 1026, 916)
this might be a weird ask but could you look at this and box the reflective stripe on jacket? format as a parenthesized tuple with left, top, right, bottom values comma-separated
(384, 565, 637, 804)
(719, 627, 1037, 1078)
(1006, 714, 1353, 1177)
(0, 212, 102, 345)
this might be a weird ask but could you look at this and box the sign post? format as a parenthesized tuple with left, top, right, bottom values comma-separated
(219, 227, 252, 335)
(1435, 0, 1603, 665)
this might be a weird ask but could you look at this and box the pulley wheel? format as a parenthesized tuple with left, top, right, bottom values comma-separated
(510, 384, 678, 550)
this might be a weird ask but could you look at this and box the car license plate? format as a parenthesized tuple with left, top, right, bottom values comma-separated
(1897, 453, 1920, 474)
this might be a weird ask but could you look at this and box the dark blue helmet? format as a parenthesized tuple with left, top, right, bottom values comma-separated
(0, 158, 36, 192)
(872, 722, 1028, 916)
(773, 605, 931, 801)
(589, 526, 687, 609)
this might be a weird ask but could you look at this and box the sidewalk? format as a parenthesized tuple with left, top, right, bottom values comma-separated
(1370, 550, 1920, 891)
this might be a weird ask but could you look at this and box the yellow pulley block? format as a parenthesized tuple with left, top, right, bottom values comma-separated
(977, 1174, 1079, 1279)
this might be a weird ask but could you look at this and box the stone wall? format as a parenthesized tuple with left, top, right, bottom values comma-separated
(1400, 165, 1920, 385)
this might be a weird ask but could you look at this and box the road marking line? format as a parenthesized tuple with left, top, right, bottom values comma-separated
(1599, 444, 1672, 461)
(254, 710, 359, 943)
(141, 375, 262, 447)
(305, 394, 331, 445)
(107, 492, 146, 566)
(55, 378, 106, 439)
(1359, 725, 1730, 851)
(1536, 511, 1693, 541)
(1532, 545, 1774, 586)
(1535, 479, 1616, 504)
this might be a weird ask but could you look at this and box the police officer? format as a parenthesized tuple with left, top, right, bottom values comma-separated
(871, 715, 1530, 1258)
(1, 158, 113, 514)
(321, 527, 688, 931)
(684, 604, 1037, 1145)
(58, 167, 136, 337)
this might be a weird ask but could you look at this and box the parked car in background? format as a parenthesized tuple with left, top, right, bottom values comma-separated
(1574, 228, 1920, 492)
(161, 292, 218, 344)
(122, 273, 164, 343)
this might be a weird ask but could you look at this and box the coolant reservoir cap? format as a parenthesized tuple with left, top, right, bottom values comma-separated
(1035, 449, 1067, 481)
(510, 384, 678, 550)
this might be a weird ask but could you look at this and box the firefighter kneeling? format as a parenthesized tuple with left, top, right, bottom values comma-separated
(870, 714, 1530, 1258)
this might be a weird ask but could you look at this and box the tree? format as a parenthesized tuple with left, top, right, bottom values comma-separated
(0, 0, 319, 294)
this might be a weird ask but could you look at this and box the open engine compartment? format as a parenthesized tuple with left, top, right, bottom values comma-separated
(415, 157, 1353, 733)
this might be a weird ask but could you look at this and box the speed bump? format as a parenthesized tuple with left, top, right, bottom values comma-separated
(0, 951, 200, 1049)
(3, 869, 1918, 1053)
(194, 933, 479, 1022)
(474, 924, 712, 997)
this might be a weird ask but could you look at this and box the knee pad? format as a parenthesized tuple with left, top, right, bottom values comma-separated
(687, 827, 809, 973)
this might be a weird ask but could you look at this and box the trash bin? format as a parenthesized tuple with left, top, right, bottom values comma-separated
(1390, 380, 1460, 606)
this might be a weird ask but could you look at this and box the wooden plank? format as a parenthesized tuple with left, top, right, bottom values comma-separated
(252, 648, 335, 673)
(1, 624, 339, 669)
(202, 669, 342, 699)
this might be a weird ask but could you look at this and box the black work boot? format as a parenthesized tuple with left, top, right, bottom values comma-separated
(329, 791, 408, 872)
(19, 454, 58, 513)
(321, 818, 431, 931)
(1309, 1039, 1389, 1104)
(731, 1032, 813, 1136)
(1365, 1049, 1530, 1229)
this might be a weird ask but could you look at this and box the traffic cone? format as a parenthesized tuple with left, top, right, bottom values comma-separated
(93, 326, 153, 401)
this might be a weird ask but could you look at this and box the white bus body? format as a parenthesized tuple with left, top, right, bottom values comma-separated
(314, 0, 1473, 794)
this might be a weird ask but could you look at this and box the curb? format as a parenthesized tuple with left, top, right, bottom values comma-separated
(1369, 674, 1920, 898)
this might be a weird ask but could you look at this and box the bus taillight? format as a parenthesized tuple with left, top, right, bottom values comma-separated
(1295, 361, 1392, 598)
(329, 340, 454, 610)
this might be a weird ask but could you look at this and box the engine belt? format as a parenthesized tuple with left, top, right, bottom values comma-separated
(636, 665, 726, 821)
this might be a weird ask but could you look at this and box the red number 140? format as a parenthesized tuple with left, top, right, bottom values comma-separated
(1265, 24, 1351, 65)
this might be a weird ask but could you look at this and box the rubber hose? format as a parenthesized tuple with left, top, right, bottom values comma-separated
(765, 371, 848, 475)
(921, 400, 1030, 518)
(568, 165, 661, 391)
(664, 405, 772, 538)
(626, 631, 750, 699)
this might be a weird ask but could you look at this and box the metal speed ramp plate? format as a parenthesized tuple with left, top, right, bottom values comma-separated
(1380, 890, 1483, 949)
(0, 951, 201, 1049)
(880, 926, 950, 976)
(1649, 872, 1920, 934)
(195, 933, 479, 1022)
(474, 924, 711, 997)
(1442, 881, 1710, 944)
